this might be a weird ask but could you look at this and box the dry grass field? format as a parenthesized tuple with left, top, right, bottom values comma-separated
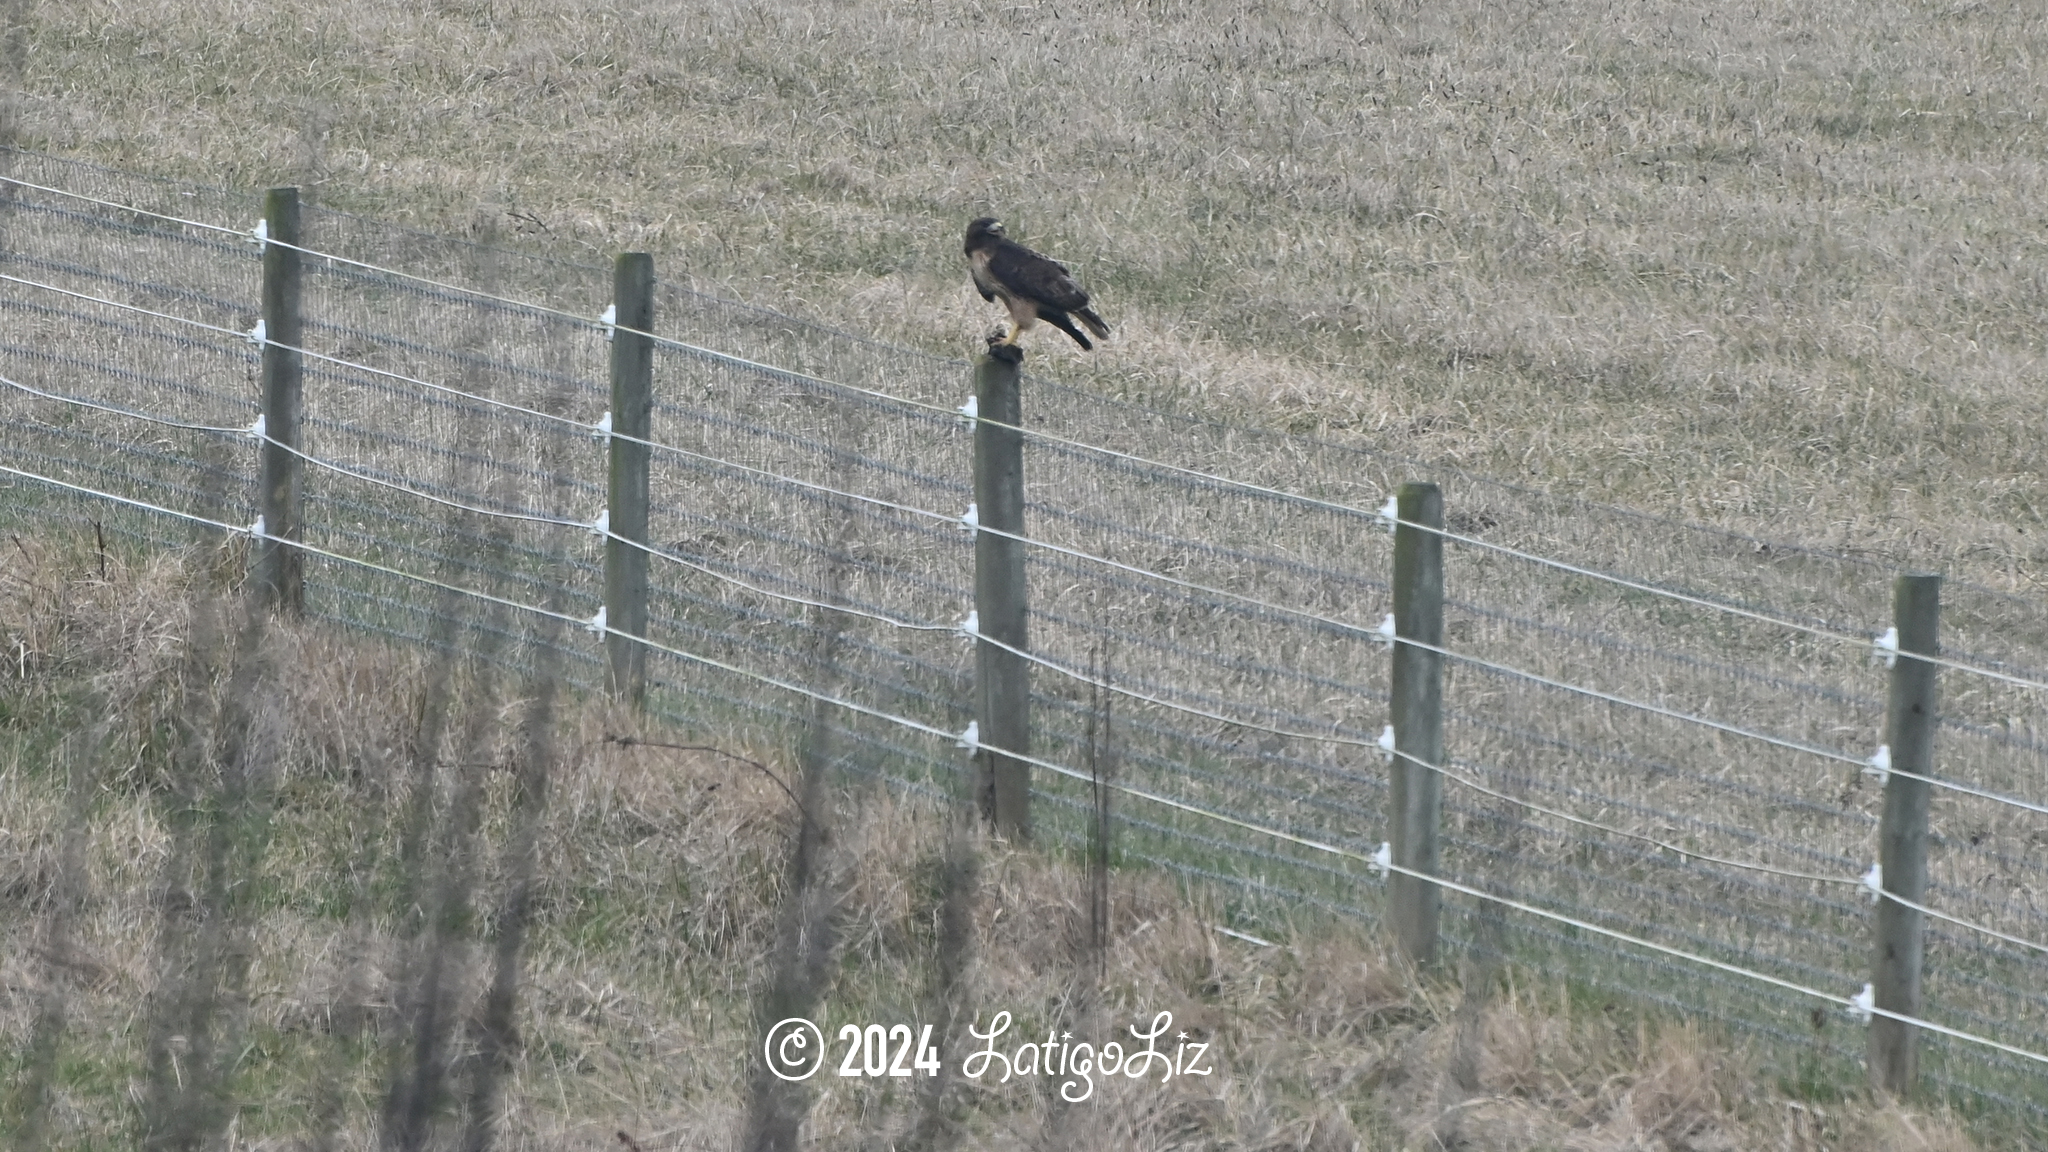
(5, 0, 2048, 1148)
(10, 0, 2048, 573)
(0, 535, 1990, 1150)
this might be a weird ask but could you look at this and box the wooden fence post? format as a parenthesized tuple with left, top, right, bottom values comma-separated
(605, 253, 654, 709)
(253, 186, 303, 614)
(973, 349, 1030, 839)
(1389, 480, 1444, 965)
(1871, 573, 1940, 1095)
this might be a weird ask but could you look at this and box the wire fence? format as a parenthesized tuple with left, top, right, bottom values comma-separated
(4, 148, 2048, 1136)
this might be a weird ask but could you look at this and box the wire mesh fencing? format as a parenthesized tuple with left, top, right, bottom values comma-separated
(3, 147, 2047, 1138)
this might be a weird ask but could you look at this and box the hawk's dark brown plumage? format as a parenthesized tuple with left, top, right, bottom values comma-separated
(963, 217, 1110, 351)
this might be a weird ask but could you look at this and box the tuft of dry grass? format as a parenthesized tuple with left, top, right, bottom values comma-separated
(0, 533, 2000, 1148)
(9, 0, 2048, 570)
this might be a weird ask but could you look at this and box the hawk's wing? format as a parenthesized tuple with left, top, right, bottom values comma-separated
(989, 239, 1092, 313)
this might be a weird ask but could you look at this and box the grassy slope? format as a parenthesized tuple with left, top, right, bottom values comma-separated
(12, 0, 2048, 580)
(3, 0, 2043, 1147)
(0, 532, 1989, 1150)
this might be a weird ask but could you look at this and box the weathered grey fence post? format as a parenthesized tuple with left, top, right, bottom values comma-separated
(973, 349, 1030, 839)
(1389, 480, 1444, 965)
(605, 253, 655, 709)
(1871, 573, 1940, 1095)
(253, 186, 303, 614)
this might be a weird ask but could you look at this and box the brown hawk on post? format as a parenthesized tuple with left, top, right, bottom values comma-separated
(963, 217, 1110, 350)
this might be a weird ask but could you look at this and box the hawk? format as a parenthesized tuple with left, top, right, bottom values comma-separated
(963, 217, 1109, 350)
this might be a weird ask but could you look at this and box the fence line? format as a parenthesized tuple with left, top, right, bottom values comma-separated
(16, 456, 2048, 1076)
(15, 151, 2047, 616)
(34, 359, 2037, 822)
(8, 162, 2048, 1130)
(16, 234, 2046, 700)
(17, 234, 2045, 696)
(17, 171, 2048, 690)
(16, 351, 2048, 946)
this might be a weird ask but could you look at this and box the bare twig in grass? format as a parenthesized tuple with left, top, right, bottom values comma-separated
(1043, 642, 1115, 1149)
(604, 735, 813, 829)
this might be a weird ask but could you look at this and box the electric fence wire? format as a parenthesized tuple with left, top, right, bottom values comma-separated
(13, 185, 2048, 1073)
(6, 461, 2047, 1081)
(11, 170, 2048, 696)
(8, 161, 2039, 860)
(14, 426, 2048, 1004)
(13, 358, 2048, 832)
(11, 259, 2036, 757)
(0, 375, 1944, 925)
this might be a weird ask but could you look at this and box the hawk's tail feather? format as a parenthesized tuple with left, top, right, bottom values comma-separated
(1039, 309, 1094, 351)
(1075, 307, 1110, 340)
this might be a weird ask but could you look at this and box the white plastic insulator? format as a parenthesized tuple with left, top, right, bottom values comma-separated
(1861, 863, 1884, 903)
(1874, 626, 1900, 669)
(958, 609, 979, 639)
(591, 508, 609, 538)
(249, 218, 268, 248)
(1373, 613, 1397, 646)
(247, 413, 266, 441)
(1849, 983, 1875, 1024)
(958, 395, 978, 425)
(955, 720, 980, 751)
(585, 606, 607, 635)
(246, 319, 267, 346)
(1865, 744, 1891, 785)
(1379, 495, 1400, 530)
(593, 410, 613, 441)
(1376, 724, 1396, 761)
(960, 502, 979, 532)
(600, 303, 617, 341)
(1371, 842, 1392, 877)
(248, 514, 266, 539)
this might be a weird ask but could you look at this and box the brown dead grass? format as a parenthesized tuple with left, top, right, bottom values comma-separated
(2, 529, 1996, 1150)
(9, 0, 2048, 576)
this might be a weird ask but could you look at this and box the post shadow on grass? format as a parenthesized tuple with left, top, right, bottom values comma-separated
(369, 223, 579, 1152)
(900, 796, 983, 1152)
(375, 524, 516, 1152)
(6, 727, 100, 1152)
(741, 632, 853, 1152)
(136, 444, 287, 1151)
(451, 329, 584, 1152)
(741, 380, 920, 1149)
(1431, 779, 1527, 1149)
(454, 589, 567, 1152)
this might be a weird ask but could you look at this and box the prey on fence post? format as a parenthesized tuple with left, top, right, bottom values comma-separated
(253, 186, 303, 614)
(973, 348, 1030, 840)
(1871, 573, 1940, 1096)
(605, 253, 655, 709)
(1389, 481, 1444, 965)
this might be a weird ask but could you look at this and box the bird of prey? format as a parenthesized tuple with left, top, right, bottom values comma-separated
(963, 217, 1110, 350)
